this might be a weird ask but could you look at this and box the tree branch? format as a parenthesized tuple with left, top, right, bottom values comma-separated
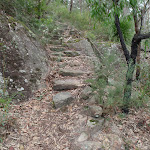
(115, 15, 130, 63)
(136, 32, 150, 40)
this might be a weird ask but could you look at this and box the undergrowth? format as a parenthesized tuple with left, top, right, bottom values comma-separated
(87, 43, 150, 112)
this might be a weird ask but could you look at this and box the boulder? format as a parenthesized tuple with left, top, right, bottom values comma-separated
(0, 14, 48, 102)
(53, 92, 74, 108)
(53, 79, 81, 91)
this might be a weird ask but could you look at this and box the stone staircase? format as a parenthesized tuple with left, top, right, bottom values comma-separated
(50, 46, 90, 108)
(45, 23, 125, 150)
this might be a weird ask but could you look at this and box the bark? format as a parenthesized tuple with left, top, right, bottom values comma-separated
(123, 35, 140, 113)
(134, 13, 141, 80)
(38, 0, 41, 19)
(123, 59, 135, 112)
(136, 43, 141, 80)
(70, 0, 73, 13)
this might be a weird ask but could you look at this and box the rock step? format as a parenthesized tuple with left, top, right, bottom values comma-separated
(53, 92, 74, 108)
(51, 52, 66, 57)
(50, 47, 65, 52)
(59, 69, 90, 77)
(64, 51, 80, 57)
(50, 56, 64, 62)
(49, 40, 62, 45)
(53, 79, 81, 91)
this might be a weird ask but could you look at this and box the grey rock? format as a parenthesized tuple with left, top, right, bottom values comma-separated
(53, 92, 74, 108)
(64, 51, 80, 57)
(87, 117, 104, 128)
(77, 132, 88, 142)
(80, 141, 102, 150)
(53, 79, 81, 91)
(88, 105, 103, 118)
(76, 117, 104, 136)
(80, 86, 93, 100)
(59, 69, 86, 77)
(0, 15, 48, 101)
(88, 95, 99, 105)
(92, 133, 125, 150)
(67, 39, 101, 66)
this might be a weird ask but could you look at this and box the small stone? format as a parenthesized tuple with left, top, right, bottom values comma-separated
(53, 79, 81, 91)
(17, 87, 24, 91)
(24, 79, 28, 83)
(10, 79, 13, 82)
(77, 132, 88, 142)
(19, 70, 26, 73)
(53, 92, 74, 108)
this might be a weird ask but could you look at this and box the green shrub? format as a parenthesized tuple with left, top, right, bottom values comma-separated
(101, 16, 134, 44)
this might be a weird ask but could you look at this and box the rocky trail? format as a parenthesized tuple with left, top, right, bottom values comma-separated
(1, 23, 150, 150)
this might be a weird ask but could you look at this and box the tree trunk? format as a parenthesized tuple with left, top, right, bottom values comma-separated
(134, 14, 141, 80)
(122, 34, 140, 113)
(38, 0, 41, 19)
(136, 43, 141, 80)
(70, 0, 73, 13)
(123, 58, 135, 113)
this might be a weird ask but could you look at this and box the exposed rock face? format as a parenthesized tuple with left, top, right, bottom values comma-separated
(0, 14, 49, 102)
